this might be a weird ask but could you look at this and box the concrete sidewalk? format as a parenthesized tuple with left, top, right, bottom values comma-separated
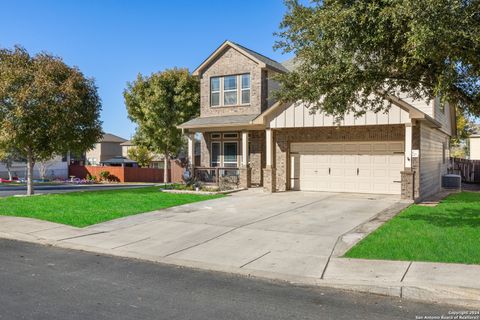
(0, 190, 478, 308)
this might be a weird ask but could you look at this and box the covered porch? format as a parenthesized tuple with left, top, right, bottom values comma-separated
(180, 114, 269, 190)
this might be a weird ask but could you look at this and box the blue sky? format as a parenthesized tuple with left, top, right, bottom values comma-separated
(0, 0, 291, 139)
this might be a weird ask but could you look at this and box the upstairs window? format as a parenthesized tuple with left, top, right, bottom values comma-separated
(209, 74, 250, 107)
(210, 77, 220, 106)
(241, 74, 250, 104)
(223, 76, 237, 105)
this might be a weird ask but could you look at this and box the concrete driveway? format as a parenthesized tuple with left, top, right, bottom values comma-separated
(4, 189, 402, 279)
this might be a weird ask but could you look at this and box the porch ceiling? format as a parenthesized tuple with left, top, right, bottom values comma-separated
(178, 114, 264, 131)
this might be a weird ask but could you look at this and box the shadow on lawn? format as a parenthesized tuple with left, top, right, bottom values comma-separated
(401, 207, 480, 228)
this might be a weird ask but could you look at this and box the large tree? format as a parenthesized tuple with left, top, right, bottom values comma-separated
(124, 68, 199, 182)
(275, 0, 480, 118)
(0, 46, 103, 195)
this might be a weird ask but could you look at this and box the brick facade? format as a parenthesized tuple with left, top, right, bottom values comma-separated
(199, 130, 264, 186)
(199, 47, 263, 117)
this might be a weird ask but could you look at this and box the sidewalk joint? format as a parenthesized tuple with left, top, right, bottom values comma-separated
(240, 251, 271, 268)
(57, 231, 107, 241)
(400, 261, 413, 282)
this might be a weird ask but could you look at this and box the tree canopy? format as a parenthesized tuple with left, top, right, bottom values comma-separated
(275, 0, 480, 118)
(124, 68, 199, 181)
(0, 46, 103, 194)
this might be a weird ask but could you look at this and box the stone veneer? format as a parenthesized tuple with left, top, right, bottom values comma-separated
(400, 122, 420, 200)
(273, 125, 406, 192)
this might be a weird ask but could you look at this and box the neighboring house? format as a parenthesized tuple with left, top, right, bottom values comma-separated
(179, 40, 456, 201)
(0, 155, 69, 180)
(86, 133, 127, 166)
(100, 156, 138, 167)
(468, 134, 480, 160)
(120, 140, 166, 168)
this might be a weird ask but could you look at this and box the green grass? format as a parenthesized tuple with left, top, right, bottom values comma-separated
(0, 187, 224, 227)
(345, 192, 480, 265)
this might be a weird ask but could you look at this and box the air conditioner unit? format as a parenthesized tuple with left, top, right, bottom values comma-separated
(442, 174, 461, 189)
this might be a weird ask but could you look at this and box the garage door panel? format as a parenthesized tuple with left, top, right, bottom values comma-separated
(293, 141, 404, 195)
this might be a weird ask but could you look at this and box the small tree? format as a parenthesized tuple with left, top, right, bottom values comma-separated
(38, 159, 55, 181)
(0, 46, 103, 195)
(0, 146, 22, 180)
(127, 146, 154, 167)
(124, 68, 199, 183)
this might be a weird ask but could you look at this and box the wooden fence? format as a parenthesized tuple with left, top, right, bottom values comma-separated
(69, 160, 185, 183)
(449, 158, 480, 183)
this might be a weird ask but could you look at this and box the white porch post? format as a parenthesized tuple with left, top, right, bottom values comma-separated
(405, 123, 412, 168)
(187, 132, 195, 168)
(263, 128, 276, 192)
(266, 129, 273, 167)
(241, 131, 248, 167)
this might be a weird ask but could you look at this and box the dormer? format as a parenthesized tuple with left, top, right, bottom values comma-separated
(193, 41, 288, 118)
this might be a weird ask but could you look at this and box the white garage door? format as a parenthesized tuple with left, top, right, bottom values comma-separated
(290, 142, 404, 194)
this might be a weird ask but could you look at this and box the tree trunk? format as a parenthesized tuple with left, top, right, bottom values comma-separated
(6, 164, 12, 181)
(164, 152, 169, 185)
(26, 153, 35, 196)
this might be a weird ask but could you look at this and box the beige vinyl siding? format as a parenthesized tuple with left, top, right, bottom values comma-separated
(432, 97, 454, 135)
(398, 94, 434, 117)
(419, 123, 449, 198)
(269, 101, 409, 129)
(469, 137, 480, 160)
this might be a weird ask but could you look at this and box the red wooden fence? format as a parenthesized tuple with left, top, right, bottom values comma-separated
(69, 160, 184, 183)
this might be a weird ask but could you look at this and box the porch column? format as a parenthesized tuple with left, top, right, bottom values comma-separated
(263, 128, 276, 192)
(401, 123, 415, 200)
(405, 123, 412, 168)
(187, 132, 195, 169)
(239, 130, 251, 188)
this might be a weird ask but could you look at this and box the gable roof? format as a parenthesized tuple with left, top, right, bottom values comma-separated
(100, 133, 127, 143)
(120, 140, 133, 146)
(192, 41, 289, 76)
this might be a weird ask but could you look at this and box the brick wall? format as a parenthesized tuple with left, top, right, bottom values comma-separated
(199, 47, 263, 117)
(199, 131, 264, 186)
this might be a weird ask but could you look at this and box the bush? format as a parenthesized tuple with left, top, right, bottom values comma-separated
(99, 171, 110, 181)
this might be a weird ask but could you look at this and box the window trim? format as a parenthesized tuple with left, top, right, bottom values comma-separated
(222, 141, 239, 167)
(209, 73, 251, 107)
(210, 141, 221, 167)
(241, 74, 251, 105)
(211, 133, 221, 140)
(210, 77, 220, 107)
(222, 132, 238, 139)
(223, 75, 238, 106)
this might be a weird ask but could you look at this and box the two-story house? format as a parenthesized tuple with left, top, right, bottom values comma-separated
(179, 41, 456, 201)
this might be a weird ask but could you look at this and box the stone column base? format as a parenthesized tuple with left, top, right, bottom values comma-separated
(263, 167, 276, 193)
(401, 170, 416, 200)
(239, 167, 251, 189)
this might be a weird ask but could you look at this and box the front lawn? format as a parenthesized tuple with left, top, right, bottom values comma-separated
(0, 187, 223, 227)
(345, 192, 480, 265)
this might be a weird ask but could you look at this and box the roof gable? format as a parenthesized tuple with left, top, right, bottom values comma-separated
(192, 41, 288, 76)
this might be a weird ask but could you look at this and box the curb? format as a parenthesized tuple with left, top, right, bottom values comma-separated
(1, 232, 478, 309)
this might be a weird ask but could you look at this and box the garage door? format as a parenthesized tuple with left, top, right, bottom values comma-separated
(290, 142, 404, 194)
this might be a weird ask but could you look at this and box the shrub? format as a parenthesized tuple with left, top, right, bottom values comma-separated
(99, 171, 110, 181)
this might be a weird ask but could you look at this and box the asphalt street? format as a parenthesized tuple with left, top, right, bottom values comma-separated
(0, 184, 154, 197)
(0, 239, 462, 320)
